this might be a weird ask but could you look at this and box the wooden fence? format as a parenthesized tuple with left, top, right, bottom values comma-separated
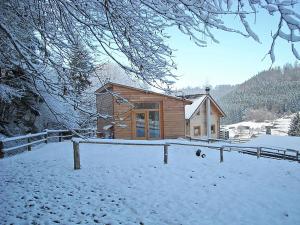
(186, 136, 232, 143)
(175, 141, 299, 162)
(72, 139, 169, 170)
(72, 138, 299, 170)
(0, 128, 95, 158)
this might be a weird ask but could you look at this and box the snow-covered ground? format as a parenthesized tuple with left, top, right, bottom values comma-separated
(245, 135, 300, 150)
(223, 113, 296, 139)
(1, 141, 300, 225)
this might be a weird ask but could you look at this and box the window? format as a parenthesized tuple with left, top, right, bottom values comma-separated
(135, 113, 146, 137)
(134, 102, 159, 109)
(194, 126, 201, 136)
(148, 111, 160, 138)
(211, 125, 216, 134)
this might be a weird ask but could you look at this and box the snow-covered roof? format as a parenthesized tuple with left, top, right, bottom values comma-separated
(185, 96, 206, 119)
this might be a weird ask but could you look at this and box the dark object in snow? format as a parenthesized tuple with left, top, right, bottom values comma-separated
(196, 149, 206, 158)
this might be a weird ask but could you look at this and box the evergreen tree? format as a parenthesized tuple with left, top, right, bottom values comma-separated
(68, 42, 94, 95)
(288, 112, 300, 136)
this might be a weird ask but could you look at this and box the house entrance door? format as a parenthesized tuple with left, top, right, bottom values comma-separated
(133, 110, 161, 139)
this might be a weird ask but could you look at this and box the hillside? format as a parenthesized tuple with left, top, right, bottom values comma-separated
(218, 63, 300, 124)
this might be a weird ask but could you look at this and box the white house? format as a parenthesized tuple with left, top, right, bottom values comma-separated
(184, 87, 225, 139)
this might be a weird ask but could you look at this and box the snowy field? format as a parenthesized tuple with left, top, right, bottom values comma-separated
(1, 141, 300, 225)
(223, 113, 296, 138)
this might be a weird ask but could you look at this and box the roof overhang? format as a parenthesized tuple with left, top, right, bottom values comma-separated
(95, 82, 193, 104)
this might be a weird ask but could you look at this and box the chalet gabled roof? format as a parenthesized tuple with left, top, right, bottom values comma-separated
(185, 94, 225, 119)
(185, 95, 206, 119)
(95, 82, 193, 104)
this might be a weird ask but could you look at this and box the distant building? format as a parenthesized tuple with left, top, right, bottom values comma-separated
(182, 88, 225, 139)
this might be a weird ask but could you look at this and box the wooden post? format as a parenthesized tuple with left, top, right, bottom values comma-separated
(220, 147, 224, 163)
(283, 150, 286, 160)
(257, 147, 261, 158)
(296, 151, 299, 162)
(73, 141, 80, 170)
(59, 132, 62, 142)
(164, 145, 168, 164)
(44, 133, 48, 144)
(0, 141, 4, 158)
(27, 137, 31, 151)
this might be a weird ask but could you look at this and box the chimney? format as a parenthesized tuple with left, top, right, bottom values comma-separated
(205, 86, 210, 95)
(205, 86, 211, 139)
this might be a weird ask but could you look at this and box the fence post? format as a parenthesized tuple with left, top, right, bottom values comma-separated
(27, 137, 31, 151)
(0, 141, 4, 158)
(73, 141, 80, 170)
(44, 132, 48, 144)
(257, 147, 261, 158)
(59, 132, 62, 142)
(296, 151, 299, 162)
(220, 147, 224, 163)
(164, 145, 168, 164)
(283, 150, 286, 160)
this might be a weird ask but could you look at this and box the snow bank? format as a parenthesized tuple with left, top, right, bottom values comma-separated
(245, 135, 300, 150)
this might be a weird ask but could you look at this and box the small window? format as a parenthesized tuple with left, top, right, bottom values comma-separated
(134, 102, 159, 109)
(211, 125, 216, 134)
(116, 98, 127, 104)
(194, 126, 201, 136)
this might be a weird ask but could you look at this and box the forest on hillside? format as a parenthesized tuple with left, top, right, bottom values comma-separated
(219, 63, 300, 124)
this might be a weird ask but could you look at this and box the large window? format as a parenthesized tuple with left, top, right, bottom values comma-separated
(133, 102, 161, 139)
(194, 126, 201, 136)
(135, 113, 146, 137)
(148, 111, 160, 138)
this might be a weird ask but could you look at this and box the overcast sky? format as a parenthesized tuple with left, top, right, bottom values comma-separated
(167, 8, 299, 89)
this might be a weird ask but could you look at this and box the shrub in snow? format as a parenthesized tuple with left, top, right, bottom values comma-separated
(288, 112, 300, 136)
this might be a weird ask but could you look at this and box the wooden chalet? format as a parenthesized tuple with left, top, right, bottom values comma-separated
(95, 82, 192, 140)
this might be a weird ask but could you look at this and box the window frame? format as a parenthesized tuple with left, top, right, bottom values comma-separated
(193, 126, 201, 136)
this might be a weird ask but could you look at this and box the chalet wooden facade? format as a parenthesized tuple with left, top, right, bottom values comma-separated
(96, 82, 192, 140)
(184, 88, 225, 139)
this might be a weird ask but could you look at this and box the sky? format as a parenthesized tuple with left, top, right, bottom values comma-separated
(166, 7, 299, 89)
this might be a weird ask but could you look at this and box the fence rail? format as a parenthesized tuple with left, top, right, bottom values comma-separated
(72, 139, 169, 170)
(72, 138, 300, 170)
(0, 128, 96, 158)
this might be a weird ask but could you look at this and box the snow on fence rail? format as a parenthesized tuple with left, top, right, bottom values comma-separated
(0, 129, 96, 158)
(72, 138, 300, 170)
